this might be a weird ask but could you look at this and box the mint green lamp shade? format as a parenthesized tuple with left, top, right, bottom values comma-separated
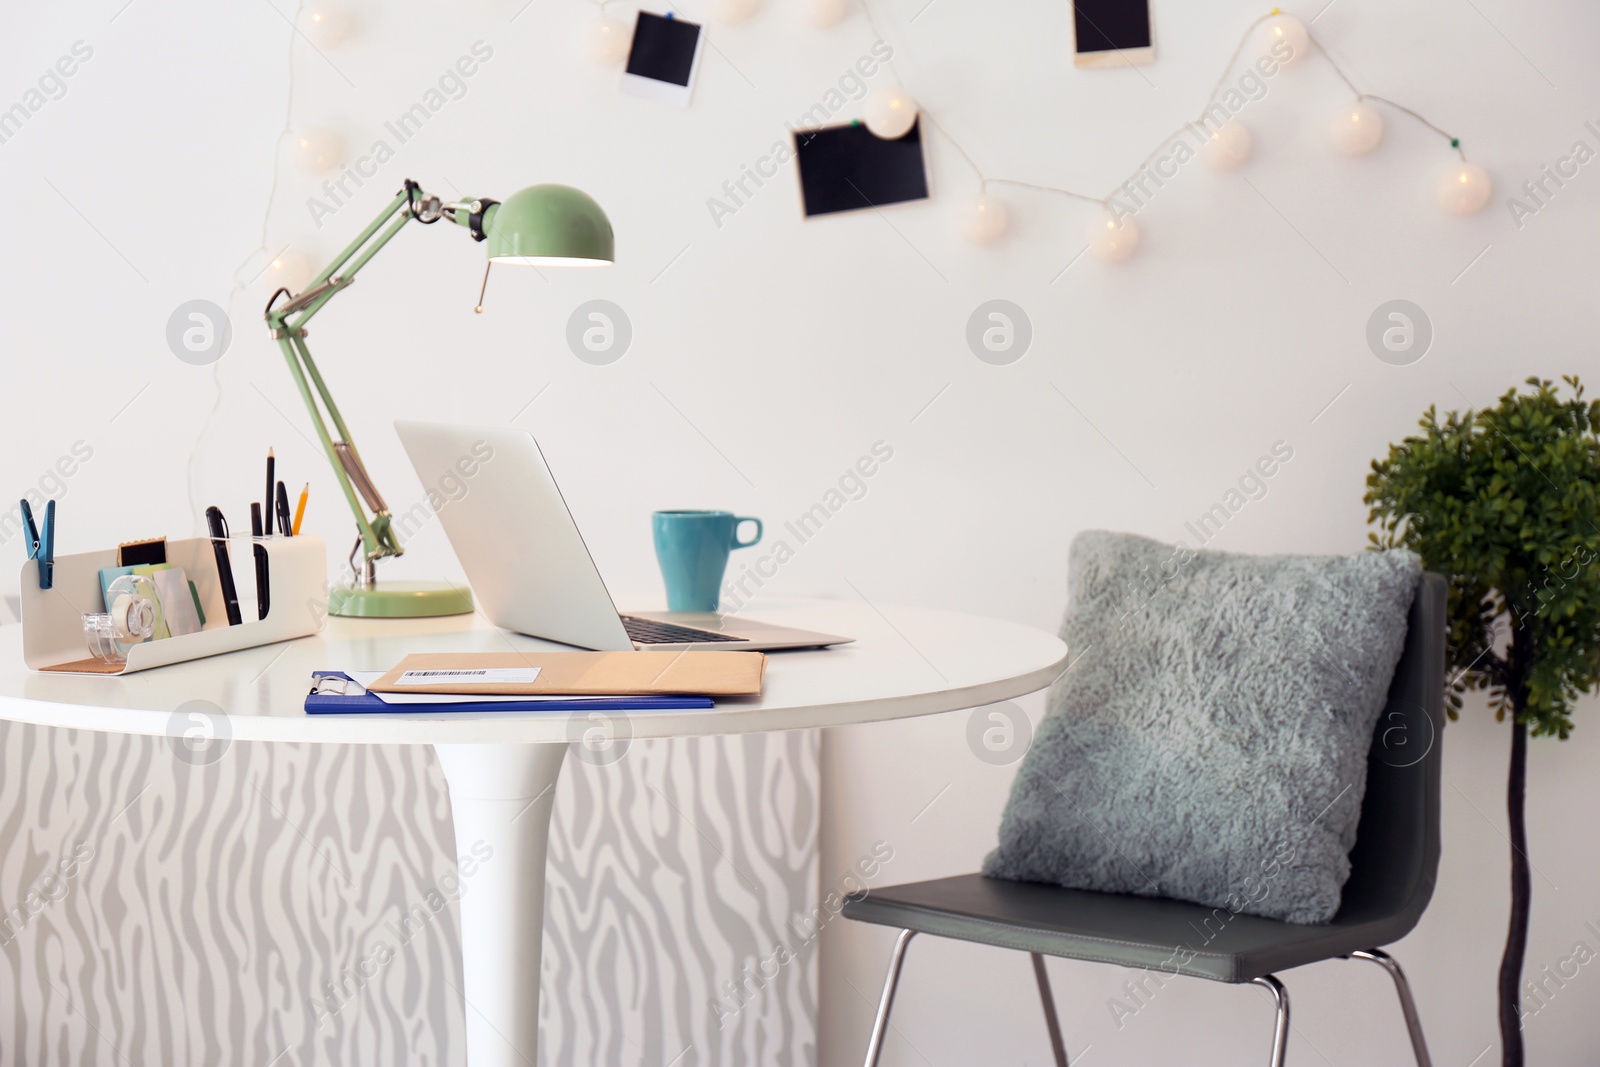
(485, 184, 614, 266)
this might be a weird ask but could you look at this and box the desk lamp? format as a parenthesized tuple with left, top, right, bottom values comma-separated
(265, 179, 613, 617)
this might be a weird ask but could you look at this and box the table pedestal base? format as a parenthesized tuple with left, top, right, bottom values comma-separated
(434, 743, 568, 1067)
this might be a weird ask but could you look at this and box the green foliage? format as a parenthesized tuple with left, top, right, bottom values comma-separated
(1366, 377, 1600, 739)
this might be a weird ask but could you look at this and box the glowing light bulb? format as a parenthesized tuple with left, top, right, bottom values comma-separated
(960, 195, 1009, 245)
(1089, 212, 1140, 263)
(804, 0, 849, 28)
(293, 127, 345, 175)
(264, 248, 316, 293)
(583, 12, 633, 65)
(1201, 120, 1252, 170)
(863, 86, 917, 140)
(1438, 162, 1492, 214)
(1329, 102, 1384, 156)
(1263, 13, 1308, 66)
(712, 0, 760, 24)
(301, 4, 353, 50)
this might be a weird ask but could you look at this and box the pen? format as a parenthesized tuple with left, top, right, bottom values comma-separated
(292, 483, 308, 536)
(265, 448, 275, 534)
(205, 506, 243, 626)
(275, 480, 293, 537)
(250, 503, 271, 620)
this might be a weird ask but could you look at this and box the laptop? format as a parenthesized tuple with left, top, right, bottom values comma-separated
(394, 420, 854, 652)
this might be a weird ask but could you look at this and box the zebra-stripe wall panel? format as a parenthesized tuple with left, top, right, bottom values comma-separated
(0, 722, 819, 1066)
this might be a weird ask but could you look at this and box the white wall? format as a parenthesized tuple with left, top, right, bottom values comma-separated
(3, 0, 1599, 1063)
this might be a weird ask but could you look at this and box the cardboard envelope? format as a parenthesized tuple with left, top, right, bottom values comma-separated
(368, 650, 766, 697)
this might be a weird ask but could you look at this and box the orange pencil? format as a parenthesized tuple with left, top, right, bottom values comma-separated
(292, 483, 309, 536)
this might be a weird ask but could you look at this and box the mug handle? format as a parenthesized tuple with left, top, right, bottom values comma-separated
(733, 517, 763, 549)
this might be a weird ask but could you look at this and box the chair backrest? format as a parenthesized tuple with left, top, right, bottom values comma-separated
(1337, 571, 1447, 926)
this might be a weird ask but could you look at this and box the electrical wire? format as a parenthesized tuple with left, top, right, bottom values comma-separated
(186, 3, 307, 534)
(854, 3, 1472, 212)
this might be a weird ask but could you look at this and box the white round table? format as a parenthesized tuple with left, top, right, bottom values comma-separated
(0, 598, 1066, 1067)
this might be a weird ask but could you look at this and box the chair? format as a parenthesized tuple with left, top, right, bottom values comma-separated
(843, 573, 1446, 1067)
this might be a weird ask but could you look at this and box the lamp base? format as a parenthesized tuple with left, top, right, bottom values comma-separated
(329, 580, 474, 618)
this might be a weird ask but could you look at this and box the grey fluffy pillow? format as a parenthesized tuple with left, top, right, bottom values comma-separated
(983, 531, 1421, 924)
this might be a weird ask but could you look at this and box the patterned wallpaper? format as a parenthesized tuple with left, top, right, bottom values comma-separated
(0, 720, 819, 1066)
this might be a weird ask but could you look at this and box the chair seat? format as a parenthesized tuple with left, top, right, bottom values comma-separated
(842, 873, 1422, 984)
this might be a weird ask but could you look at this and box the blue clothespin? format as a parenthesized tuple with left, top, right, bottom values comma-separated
(22, 499, 54, 590)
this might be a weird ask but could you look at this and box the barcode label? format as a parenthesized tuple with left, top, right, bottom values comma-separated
(395, 667, 542, 685)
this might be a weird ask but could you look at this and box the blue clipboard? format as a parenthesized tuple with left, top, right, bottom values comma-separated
(306, 671, 714, 715)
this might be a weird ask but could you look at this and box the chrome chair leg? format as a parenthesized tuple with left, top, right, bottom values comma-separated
(862, 929, 917, 1067)
(1030, 953, 1070, 1067)
(1349, 949, 1432, 1067)
(1251, 974, 1290, 1067)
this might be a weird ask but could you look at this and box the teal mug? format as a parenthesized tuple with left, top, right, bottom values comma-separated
(652, 510, 763, 612)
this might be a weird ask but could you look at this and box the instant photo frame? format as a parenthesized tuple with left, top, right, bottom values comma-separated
(621, 11, 705, 106)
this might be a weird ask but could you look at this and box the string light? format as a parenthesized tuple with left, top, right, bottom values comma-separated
(1089, 213, 1140, 263)
(1201, 120, 1253, 170)
(1329, 101, 1385, 156)
(712, 0, 761, 25)
(959, 194, 1009, 245)
(804, 0, 850, 29)
(584, 7, 633, 65)
(292, 127, 345, 175)
(1438, 162, 1493, 214)
(301, 4, 353, 50)
(848, 5, 1488, 262)
(1262, 11, 1308, 66)
(863, 85, 918, 139)
(263, 248, 316, 293)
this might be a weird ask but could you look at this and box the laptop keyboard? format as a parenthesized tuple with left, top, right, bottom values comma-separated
(622, 616, 750, 645)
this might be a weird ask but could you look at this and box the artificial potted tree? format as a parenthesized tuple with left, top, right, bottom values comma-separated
(1365, 376, 1600, 1067)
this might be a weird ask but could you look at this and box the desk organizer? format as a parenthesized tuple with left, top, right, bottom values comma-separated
(20, 535, 327, 675)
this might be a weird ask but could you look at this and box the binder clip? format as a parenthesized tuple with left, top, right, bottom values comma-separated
(21, 499, 55, 590)
(310, 674, 363, 697)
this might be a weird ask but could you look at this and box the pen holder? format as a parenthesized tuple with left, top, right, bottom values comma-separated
(20, 535, 327, 675)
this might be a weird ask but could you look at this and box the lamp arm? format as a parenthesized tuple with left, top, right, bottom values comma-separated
(274, 330, 390, 561)
(306, 187, 417, 296)
(265, 185, 425, 567)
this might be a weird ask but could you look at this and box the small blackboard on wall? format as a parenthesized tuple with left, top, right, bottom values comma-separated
(1072, 0, 1153, 67)
(792, 120, 929, 218)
